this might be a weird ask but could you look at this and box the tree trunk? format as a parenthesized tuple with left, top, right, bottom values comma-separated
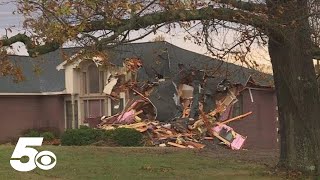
(268, 0, 320, 173)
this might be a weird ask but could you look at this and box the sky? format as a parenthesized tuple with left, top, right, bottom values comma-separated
(0, 0, 27, 54)
(0, 1, 21, 29)
(0, 1, 273, 73)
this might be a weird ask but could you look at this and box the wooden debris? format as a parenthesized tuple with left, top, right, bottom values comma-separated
(185, 141, 206, 149)
(204, 137, 214, 140)
(96, 76, 251, 151)
(167, 142, 187, 148)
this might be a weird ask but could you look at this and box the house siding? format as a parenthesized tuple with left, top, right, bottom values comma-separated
(0, 95, 65, 143)
(229, 89, 279, 149)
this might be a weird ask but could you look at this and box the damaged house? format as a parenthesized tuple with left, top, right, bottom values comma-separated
(0, 42, 278, 149)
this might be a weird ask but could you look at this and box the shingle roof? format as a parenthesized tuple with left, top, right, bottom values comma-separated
(0, 41, 273, 93)
(0, 51, 65, 93)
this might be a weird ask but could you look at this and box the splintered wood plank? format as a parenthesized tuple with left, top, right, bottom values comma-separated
(167, 142, 187, 148)
(185, 141, 206, 149)
(204, 137, 214, 140)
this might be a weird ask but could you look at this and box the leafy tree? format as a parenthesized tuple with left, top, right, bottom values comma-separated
(1, 0, 320, 174)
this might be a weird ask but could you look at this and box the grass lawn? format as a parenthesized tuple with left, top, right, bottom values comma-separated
(0, 145, 284, 179)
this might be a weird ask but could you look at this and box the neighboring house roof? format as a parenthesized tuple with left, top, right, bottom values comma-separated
(0, 41, 273, 93)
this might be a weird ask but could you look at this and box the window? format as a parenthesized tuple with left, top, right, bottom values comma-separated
(232, 95, 243, 117)
(82, 72, 87, 94)
(84, 99, 105, 118)
(65, 100, 78, 129)
(82, 63, 105, 95)
(111, 98, 124, 115)
(66, 101, 72, 129)
(88, 64, 100, 93)
(74, 101, 78, 128)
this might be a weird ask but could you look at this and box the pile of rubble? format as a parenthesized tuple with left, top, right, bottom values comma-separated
(95, 59, 251, 150)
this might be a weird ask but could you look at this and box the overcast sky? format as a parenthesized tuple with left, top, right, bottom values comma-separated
(0, 1, 22, 29)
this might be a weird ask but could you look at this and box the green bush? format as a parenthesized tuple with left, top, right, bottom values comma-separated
(24, 130, 56, 141)
(24, 130, 41, 137)
(60, 127, 143, 146)
(111, 128, 143, 147)
(61, 128, 108, 146)
(41, 132, 55, 141)
(79, 125, 90, 129)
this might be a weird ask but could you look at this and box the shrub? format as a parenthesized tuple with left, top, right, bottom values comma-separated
(24, 130, 56, 141)
(61, 128, 108, 146)
(24, 130, 41, 137)
(60, 127, 143, 146)
(41, 132, 55, 141)
(79, 125, 90, 129)
(111, 128, 143, 147)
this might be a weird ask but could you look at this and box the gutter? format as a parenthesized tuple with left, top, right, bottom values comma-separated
(0, 90, 67, 96)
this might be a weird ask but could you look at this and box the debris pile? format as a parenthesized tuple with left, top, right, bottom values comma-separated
(96, 60, 252, 150)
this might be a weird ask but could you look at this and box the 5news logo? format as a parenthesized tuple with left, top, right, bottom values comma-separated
(10, 137, 57, 172)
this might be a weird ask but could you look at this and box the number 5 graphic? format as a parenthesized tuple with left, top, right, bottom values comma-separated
(10, 137, 57, 172)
